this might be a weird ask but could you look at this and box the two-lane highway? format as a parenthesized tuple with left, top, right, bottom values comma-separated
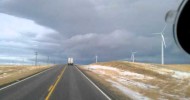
(0, 65, 111, 100)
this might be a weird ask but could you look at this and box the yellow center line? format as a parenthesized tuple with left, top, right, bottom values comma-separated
(48, 85, 53, 92)
(57, 75, 61, 79)
(45, 66, 67, 100)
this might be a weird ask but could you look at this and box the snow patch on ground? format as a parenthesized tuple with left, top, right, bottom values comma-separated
(87, 65, 118, 71)
(84, 64, 190, 100)
(107, 79, 151, 100)
(85, 65, 155, 99)
(87, 63, 188, 81)
(86, 65, 157, 89)
(117, 77, 158, 89)
(172, 71, 190, 79)
(121, 71, 153, 80)
(95, 70, 106, 75)
(87, 65, 153, 80)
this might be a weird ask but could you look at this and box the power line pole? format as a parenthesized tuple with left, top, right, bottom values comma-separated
(53, 60, 56, 65)
(47, 56, 49, 65)
(23, 58, 25, 65)
(35, 52, 38, 66)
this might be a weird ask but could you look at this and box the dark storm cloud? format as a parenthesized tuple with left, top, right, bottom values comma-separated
(0, 0, 115, 36)
(0, 0, 181, 36)
(0, 0, 189, 64)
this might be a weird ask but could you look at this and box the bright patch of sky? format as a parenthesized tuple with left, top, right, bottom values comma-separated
(0, 13, 56, 65)
(0, 13, 55, 39)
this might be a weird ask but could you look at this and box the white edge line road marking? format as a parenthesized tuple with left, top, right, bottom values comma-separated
(75, 65, 112, 100)
(0, 67, 54, 91)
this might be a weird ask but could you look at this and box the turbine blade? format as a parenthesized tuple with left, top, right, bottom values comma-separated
(152, 33, 161, 35)
(161, 34, 166, 48)
(161, 24, 167, 34)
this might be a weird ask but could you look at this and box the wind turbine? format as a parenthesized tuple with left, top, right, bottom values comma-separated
(95, 55, 98, 63)
(131, 52, 136, 63)
(153, 24, 167, 65)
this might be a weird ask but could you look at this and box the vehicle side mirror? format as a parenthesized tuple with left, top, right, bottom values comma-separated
(174, 0, 190, 54)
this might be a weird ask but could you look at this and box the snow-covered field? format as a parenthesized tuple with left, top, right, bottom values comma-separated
(84, 62, 190, 100)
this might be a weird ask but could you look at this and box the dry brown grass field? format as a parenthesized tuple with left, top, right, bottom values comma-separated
(79, 67, 132, 100)
(0, 65, 51, 86)
(82, 61, 190, 100)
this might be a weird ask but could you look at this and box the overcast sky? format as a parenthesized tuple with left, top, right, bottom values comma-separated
(0, 0, 189, 65)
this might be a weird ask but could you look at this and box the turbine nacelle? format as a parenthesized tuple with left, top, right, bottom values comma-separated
(152, 23, 167, 48)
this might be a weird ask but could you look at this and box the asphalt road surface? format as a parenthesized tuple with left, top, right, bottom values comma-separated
(0, 65, 111, 100)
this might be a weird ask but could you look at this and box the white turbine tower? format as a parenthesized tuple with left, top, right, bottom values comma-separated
(131, 52, 136, 63)
(95, 55, 98, 63)
(153, 24, 167, 65)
